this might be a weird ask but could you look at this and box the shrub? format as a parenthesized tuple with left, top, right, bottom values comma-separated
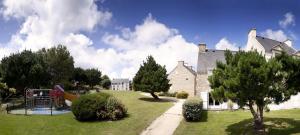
(97, 97, 127, 120)
(264, 105, 270, 112)
(176, 91, 189, 99)
(227, 100, 234, 111)
(71, 93, 111, 121)
(182, 97, 203, 121)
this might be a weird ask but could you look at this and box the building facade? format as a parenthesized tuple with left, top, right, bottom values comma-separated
(169, 28, 300, 110)
(168, 61, 196, 97)
(111, 79, 131, 91)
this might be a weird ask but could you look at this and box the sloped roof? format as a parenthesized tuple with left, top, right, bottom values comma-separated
(256, 36, 296, 54)
(197, 50, 235, 74)
(184, 65, 197, 75)
(111, 79, 130, 83)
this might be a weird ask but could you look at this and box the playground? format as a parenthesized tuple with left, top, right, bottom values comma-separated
(7, 85, 78, 115)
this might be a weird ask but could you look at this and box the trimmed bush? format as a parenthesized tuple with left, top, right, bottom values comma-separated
(71, 93, 111, 121)
(97, 97, 127, 120)
(176, 91, 189, 99)
(71, 92, 127, 121)
(182, 97, 203, 121)
(227, 100, 234, 111)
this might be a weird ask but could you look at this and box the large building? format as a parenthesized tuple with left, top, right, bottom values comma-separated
(168, 28, 300, 110)
(111, 78, 131, 91)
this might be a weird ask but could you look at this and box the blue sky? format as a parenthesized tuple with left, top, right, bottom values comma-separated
(0, 0, 299, 78)
(99, 0, 300, 49)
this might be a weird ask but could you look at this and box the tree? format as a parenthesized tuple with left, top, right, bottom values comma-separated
(0, 50, 48, 94)
(101, 75, 111, 89)
(133, 56, 171, 99)
(38, 45, 74, 86)
(85, 68, 102, 88)
(208, 50, 300, 132)
(73, 67, 88, 85)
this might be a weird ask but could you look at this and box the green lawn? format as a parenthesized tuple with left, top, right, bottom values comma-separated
(175, 109, 300, 135)
(0, 91, 173, 135)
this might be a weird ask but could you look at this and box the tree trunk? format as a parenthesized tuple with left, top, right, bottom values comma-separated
(249, 103, 265, 134)
(150, 92, 159, 99)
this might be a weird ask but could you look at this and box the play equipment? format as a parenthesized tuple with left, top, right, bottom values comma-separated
(23, 85, 78, 115)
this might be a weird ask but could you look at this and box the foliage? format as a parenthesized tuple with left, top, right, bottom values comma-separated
(71, 93, 111, 121)
(85, 68, 102, 88)
(133, 56, 171, 99)
(176, 91, 189, 99)
(101, 75, 111, 89)
(0, 50, 48, 93)
(71, 92, 127, 121)
(73, 67, 88, 85)
(227, 100, 234, 111)
(208, 50, 300, 131)
(97, 96, 127, 120)
(158, 92, 177, 97)
(38, 45, 74, 86)
(182, 97, 203, 121)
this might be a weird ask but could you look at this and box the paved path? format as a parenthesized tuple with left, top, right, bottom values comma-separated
(140, 93, 185, 135)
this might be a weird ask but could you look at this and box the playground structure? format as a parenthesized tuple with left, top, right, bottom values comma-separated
(23, 85, 78, 115)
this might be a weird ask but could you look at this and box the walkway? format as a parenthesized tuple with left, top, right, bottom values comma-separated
(140, 93, 185, 135)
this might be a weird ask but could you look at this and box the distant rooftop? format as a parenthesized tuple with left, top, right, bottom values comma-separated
(111, 78, 130, 83)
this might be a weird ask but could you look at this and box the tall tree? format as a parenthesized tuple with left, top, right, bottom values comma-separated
(133, 56, 171, 99)
(85, 68, 102, 88)
(73, 67, 88, 85)
(208, 51, 300, 132)
(101, 75, 111, 89)
(39, 45, 74, 86)
(0, 50, 48, 94)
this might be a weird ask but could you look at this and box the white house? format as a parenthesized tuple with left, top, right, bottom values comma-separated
(111, 79, 131, 91)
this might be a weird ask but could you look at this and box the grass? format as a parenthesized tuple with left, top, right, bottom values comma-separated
(0, 91, 173, 135)
(174, 109, 300, 135)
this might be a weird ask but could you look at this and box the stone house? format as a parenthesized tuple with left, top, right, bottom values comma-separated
(168, 28, 300, 110)
(168, 61, 196, 97)
(111, 78, 131, 91)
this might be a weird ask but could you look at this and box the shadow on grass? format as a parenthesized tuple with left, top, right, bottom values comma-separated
(138, 97, 176, 102)
(74, 113, 131, 123)
(226, 117, 300, 135)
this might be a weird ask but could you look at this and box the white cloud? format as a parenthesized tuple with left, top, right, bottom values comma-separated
(279, 12, 295, 28)
(103, 15, 198, 78)
(215, 38, 239, 51)
(260, 29, 288, 41)
(0, 1, 197, 79)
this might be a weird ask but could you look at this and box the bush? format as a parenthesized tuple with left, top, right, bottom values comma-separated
(176, 91, 189, 99)
(71, 93, 111, 121)
(183, 97, 203, 121)
(227, 100, 234, 111)
(97, 97, 127, 120)
(71, 92, 127, 121)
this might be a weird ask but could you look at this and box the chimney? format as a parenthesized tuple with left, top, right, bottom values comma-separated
(178, 61, 184, 66)
(284, 39, 292, 47)
(248, 28, 256, 38)
(198, 43, 206, 53)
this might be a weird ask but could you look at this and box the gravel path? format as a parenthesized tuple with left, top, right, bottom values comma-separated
(140, 93, 185, 135)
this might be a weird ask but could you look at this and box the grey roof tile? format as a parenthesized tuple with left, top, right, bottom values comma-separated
(256, 36, 296, 54)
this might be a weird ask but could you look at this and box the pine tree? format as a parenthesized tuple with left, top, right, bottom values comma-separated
(133, 56, 171, 99)
(209, 50, 300, 132)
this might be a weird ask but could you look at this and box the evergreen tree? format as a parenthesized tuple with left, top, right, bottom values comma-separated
(133, 56, 171, 99)
(101, 75, 111, 89)
(208, 50, 300, 132)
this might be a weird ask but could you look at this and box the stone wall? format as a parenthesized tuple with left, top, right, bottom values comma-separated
(168, 62, 196, 97)
(195, 73, 211, 96)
